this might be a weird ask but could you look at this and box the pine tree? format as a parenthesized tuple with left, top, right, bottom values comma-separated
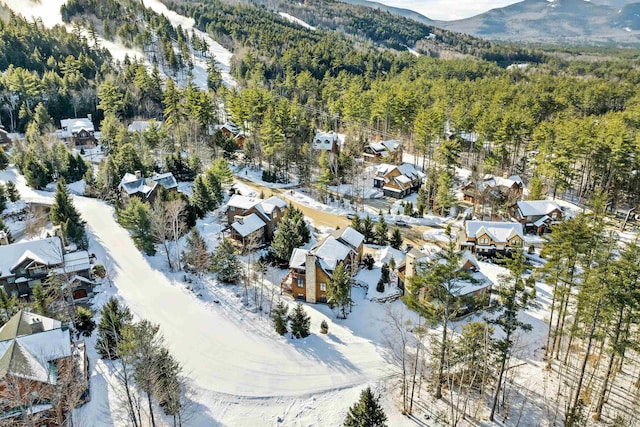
(50, 178, 82, 225)
(118, 198, 156, 255)
(153, 346, 182, 421)
(374, 214, 388, 246)
(96, 297, 133, 360)
(205, 168, 223, 205)
(190, 175, 215, 218)
(435, 170, 455, 217)
(0, 288, 17, 326)
(344, 387, 388, 427)
(272, 300, 289, 335)
(75, 306, 96, 337)
(327, 263, 352, 319)
(211, 238, 242, 283)
(0, 148, 8, 170)
(182, 228, 210, 274)
(31, 283, 50, 316)
(209, 158, 234, 186)
(390, 227, 402, 249)
(24, 156, 49, 189)
(350, 213, 362, 234)
(290, 303, 311, 339)
(5, 181, 19, 202)
(362, 215, 374, 243)
(272, 207, 310, 262)
(528, 175, 545, 200)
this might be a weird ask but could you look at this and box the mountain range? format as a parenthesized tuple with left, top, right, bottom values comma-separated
(341, 0, 640, 44)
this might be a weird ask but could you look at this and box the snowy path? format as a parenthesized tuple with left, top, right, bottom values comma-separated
(0, 167, 390, 398)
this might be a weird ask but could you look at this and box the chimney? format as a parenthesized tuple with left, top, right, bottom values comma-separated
(0, 230, 8, 246)
(30, 318, 44, 334)
(88, 113, 92, 122)
(135, 170, 141, 179)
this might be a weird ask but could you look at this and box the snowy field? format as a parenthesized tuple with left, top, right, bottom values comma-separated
(278, 12, 316, 30)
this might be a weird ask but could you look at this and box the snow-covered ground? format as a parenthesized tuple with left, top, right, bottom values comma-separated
(278, 12, 316, 30)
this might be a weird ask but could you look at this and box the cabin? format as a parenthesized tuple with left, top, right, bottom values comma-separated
(312, 131, 343, 154)
(118, 171, 178, 204)
(283, 226, 364, 303)
(363, 140, 402, 163)
(58, 117, 97, 149)
(373, 163, 425, 198)
(459, 221, 524, 257)
(0, 310, 89, 426)
(462, 175, 524, 206)
(226, 195, 288, 248)
(211, 122, 246, 149)
(0, 236, 92, 300)
(509, 200, 563, 234)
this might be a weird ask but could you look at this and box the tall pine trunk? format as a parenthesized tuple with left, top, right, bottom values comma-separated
(594, 305, 624, 420)
(147, 390, 156, 427)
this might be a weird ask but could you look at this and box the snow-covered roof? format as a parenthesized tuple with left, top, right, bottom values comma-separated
(118, 173, 157, 197)
(231, 213, 266, 237)
(128, 120, 162, 132)
(289, 248, 309, 270)
(312, 131, 344, 151)
(313, 237, 353, 271)
(227, 195, 260, 211)
(60, 117, 94, 134)
(0, 310, 71, 384)
(150, 172, 178, 190)
(331, 226, 365, 250)
(257, 196, 287, 215)
(516, 200, 562, 218)
(453, 271, 493, 297)
(380, 140, 400, 152)
(57, 251, 91, 275)
(376, 163, 425, 182)
(375, 246, 404, 266)
(0, 237, 64, 278)
(465, 221, 524, 243)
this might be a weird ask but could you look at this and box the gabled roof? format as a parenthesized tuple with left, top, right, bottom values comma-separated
(227, 195, 260, 211)
(256, 196, 287, 216)
(0, 237, 64, 279)
(0, 310, 71, 384)
(118, 173, 157, 197)
(150, 172, 178, 190)
(516, 200, 562, 218)
(60, 117, 94, 134)
(289, 248, 309, 269)
(312, 236, 353, 272)
(312, 131, 344, 151)
(231, 213, 266, 238)
(380, 140, 400, 152)
(331, 226, 365, 250)
(465, 221, 524, 243)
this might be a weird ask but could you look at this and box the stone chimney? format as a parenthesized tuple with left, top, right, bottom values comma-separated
(305, 253, 317, 303)
(0, 230, 8, 246)
(135, 170, 141, 179)
(30, 318, 44, 334)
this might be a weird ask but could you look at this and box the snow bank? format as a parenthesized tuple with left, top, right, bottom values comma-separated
(278, 12, 316, 30)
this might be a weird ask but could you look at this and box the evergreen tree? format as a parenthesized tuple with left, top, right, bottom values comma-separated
(5, 181, 19, 202)
(327, 263, 352, 319)
(0, 185, 6, 215)
(75, 306, 96, 337)
(435, 170, 455, 217)
(31, 283, 50, 316)
(24, 156, 49, 189)
(50, 179, 87, 248)
(118, 198, 156, 255)
(0, 288, 17, 325)
(190, 175, 215, 218)
(153, 346, 182, 420)
(528, 175, 545, 200)
(182, 227, 210, 274)
(374, 214, 388, 246)
(350, 213, 362, 234)
(272, 300, 289, 335)
(209, 158, 234, 186)
(290, 303, 311, 339)
(390, 227, 402, 249)
(416, 187, 426, 216)
(0, 148, 8, 170)
(344, 387, 388, 427)
(96, 297, 133, 360)
(362, 215, 374, 243)
(205, 168, 224, 205)
(211, 238, 242, 283)
(271, 207, 310, 262)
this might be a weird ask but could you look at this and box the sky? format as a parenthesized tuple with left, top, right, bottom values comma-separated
(375, 0, 523, 21)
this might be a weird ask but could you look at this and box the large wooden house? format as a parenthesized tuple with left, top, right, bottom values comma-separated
(226, 195, 288, 248)
(373, 163, 425, 198)
(509, 200, 563, 234)
(58, 117, 97, 149)
(462, 174, 524, 207)
(283, 227, 364, 303)
(118, 171, 178, 204)
(459, 221, 524, 256)
(0, 310, 89, 426)
(0, 236, 93, 302)
(312, 131, 343, 154)
(363, 140, 402, 163)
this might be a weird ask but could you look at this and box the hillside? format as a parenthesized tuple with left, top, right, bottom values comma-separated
(436, 0, 640, 44)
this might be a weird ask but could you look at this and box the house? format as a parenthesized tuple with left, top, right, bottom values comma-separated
(509, 200, 563, 234)
(58, 117, 97, 148)
(462, 174, 524, 206)
(373, 163, 426, 198)
(118, 171, 178, 203)
(312, 131, 343, 154)
(226, 195, 288, 247)
(127, 120, 163, 133)
(363, 140, 402, 163)
(399, 249, 492, 314)
(0, 236, 91, 300)
(211, 122, 246, 149)
(459, 220, 524, 256)
(0, 310, 89, 426)
(283, 226, 364, 303)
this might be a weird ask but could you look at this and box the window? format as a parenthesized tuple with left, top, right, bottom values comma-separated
(480, 238, 488, 245)
(230, 206, 235, 212)
(28, 279, 41, 289)
(320, 282, 326, 292)
(297, 293, 304, 299)
(7, 277, 15, 284)
(297, 279, 304, 288)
